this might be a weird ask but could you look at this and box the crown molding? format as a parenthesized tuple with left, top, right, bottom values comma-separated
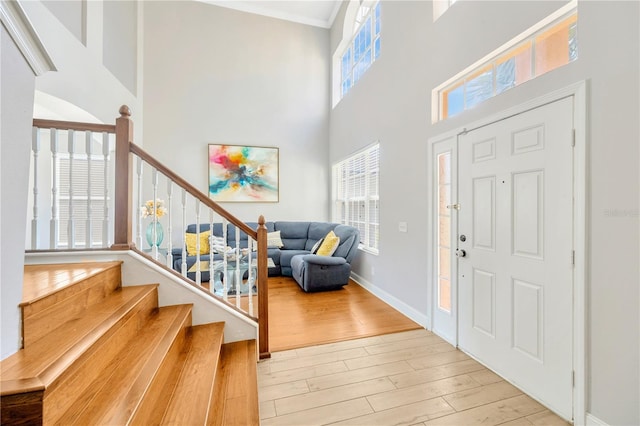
(0, 0, 56, 76)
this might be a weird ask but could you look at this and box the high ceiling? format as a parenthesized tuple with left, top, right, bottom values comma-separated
(197, 1, 343, 29)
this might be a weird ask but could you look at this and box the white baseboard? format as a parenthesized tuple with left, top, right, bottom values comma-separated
(350, 272, 429, 328)
(585, 413, 609, 426)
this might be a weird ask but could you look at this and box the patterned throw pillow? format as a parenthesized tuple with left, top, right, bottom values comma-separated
(316, 231, 340, 256)
(267, 231, 284, 248)
(210, 235, 227, 253)
(185, 230, 211, 256)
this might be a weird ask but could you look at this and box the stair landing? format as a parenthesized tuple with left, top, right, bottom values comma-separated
(22, 261, 123, 304)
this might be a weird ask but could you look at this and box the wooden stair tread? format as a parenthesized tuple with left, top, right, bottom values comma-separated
(22, 261, 123, 305)
(0, 285, 158, 392)
(159, 322, 225, 425)
(59, 304, 193, 425)
(209, 340, 259, 426)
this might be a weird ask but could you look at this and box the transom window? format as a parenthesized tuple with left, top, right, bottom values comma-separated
(433, 1, 578, 122)
(339, 1, 381, 99)
(332, 144, 380, 254)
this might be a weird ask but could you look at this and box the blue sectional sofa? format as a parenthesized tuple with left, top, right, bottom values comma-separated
(172, 221, 360, 292)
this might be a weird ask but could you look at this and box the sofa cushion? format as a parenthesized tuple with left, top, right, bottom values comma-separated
(306, 222, 336, 251)
(279, 249, 310, 276)
(227, 221, 275, 248)
(275, 222, 310, 250)
(332, 225, 360, 262)
(186, 223, 223, 237)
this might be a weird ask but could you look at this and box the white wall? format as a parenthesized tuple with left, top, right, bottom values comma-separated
(330, 1, 639, 424)
(22, 0, 142, 133)
(142, 1, 330, 227)
(0, 25, 37, 358)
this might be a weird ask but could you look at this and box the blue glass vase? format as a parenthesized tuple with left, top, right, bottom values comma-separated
(146, 221, 164, 248)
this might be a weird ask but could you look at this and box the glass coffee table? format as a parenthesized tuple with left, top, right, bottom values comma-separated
(211, 257, 274, 296)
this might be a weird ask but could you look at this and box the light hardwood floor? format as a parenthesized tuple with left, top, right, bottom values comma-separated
(259, 278, 570, 425)
(258, 329, 570, 425)
(267, 277, 422, 352)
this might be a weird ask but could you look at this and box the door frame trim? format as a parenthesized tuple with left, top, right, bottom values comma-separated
(426, 81, 587, 424)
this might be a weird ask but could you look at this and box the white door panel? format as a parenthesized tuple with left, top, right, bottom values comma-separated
(458, 97, 574, 420)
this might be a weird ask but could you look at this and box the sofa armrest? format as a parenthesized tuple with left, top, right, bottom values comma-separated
(171, 247, 184, 257)
(301, 254, 347, 266)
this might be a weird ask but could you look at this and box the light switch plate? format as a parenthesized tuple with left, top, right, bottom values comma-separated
(398, 222, 408, 232)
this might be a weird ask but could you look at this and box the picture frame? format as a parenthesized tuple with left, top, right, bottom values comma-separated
(208, 144, 279, 202)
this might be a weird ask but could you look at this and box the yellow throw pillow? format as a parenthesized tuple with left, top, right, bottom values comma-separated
(185, 230, 211, 256)
(316, 231, 340, 256)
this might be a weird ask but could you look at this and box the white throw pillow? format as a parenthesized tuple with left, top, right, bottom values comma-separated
(267, 230, 284, 248)
(210, 235, 227, 253)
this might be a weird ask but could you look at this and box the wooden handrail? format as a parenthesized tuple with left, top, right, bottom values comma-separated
(115, 105, 269, 357)
(32, 118, 116, 133)
(31, 105, 270, 358)
(128, 144, 257, 239)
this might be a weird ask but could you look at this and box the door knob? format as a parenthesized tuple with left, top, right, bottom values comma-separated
(456, 249, 467, 258)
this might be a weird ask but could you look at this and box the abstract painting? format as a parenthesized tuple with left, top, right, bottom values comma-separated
(208, 144, 279, 202)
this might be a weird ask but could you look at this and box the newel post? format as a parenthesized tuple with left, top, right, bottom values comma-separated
(257, 215, 270, 359)
(112, 105, 134, 249)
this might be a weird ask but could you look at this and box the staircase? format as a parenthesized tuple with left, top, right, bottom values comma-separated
(0, 261, 259, 425)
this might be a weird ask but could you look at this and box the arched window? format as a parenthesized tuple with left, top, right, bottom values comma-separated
(333, 1, 381, 105)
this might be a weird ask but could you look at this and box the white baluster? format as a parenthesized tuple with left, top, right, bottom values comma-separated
(195, 200, 201, 286)
(67, 130, 76, 248)
(31, 127, 40, 249)
(209, 209, 215, 294)
(102, 132, 110, 247)
(166, 180, 173, 269)
(136, 157, 143, 248)
(85, 131, 93, 248)
(222, 218, 228, 301)
(50, 129, 59, 248)
(248, 238, 254, 317)
(235, 225, 241, 308)
(151, 168, 159, 259)
(181, 189, 187, 276)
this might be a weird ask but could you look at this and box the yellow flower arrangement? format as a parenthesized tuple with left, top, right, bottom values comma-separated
(140, 199, 167, 218)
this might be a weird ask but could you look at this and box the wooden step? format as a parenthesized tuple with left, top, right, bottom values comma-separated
(21, 261, 124, 347)
(209, 340, 259, 426)
(152, 322, 226, 425)
(2, 261, 260, 426)
(56, 304, 194, 425)
(1, 284, 159, 424)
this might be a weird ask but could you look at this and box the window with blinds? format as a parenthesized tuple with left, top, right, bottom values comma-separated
(57, 154, 110, 248)
(332, 144, 379, 253)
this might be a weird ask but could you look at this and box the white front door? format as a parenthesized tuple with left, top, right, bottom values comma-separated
(457, 97, 574, 420)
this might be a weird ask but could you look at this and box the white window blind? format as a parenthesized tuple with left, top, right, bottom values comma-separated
(332, 144, 379, 253)
(57, 154, 109, 247)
